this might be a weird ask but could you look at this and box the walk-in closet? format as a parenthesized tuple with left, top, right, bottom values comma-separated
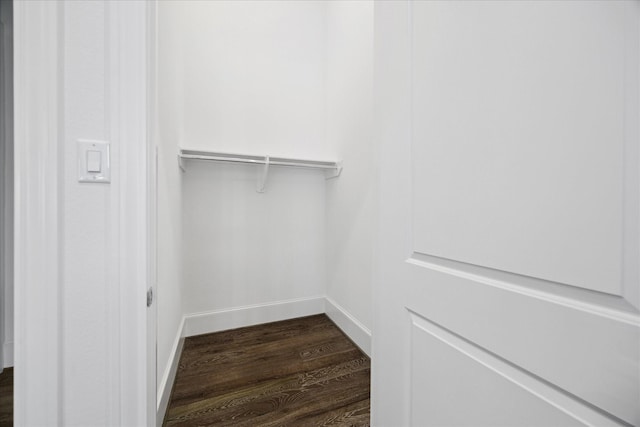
(155, 1, 375, 423)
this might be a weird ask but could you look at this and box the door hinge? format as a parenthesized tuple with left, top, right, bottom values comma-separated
(146, 287, 153, 307)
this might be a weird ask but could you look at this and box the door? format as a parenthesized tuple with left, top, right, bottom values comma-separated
(373, 1, 640, 426)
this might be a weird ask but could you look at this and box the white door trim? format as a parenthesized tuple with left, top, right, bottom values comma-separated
(146, 0, 159, 424)
(13, 1, 63, 424)
(371, 2, 413, 424)
(14, 1, 154, 424)
(0, 0, 13, 373)
(106, 1, 153, 425)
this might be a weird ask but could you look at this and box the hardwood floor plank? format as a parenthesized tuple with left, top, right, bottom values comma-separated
(287, 398, 370, 427)
(164, 314, 370, 426)
(167, 367, 369, 426)
(176, 326, 346, 379)
(172, 347, 365, 406)
(183, 316, 336, 352)
(0, 367, 13, 427)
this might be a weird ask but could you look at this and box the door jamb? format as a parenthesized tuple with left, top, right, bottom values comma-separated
(13, 1, 63, 424)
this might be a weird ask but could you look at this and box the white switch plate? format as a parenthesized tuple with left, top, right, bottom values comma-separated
(78, 140, 110, 183)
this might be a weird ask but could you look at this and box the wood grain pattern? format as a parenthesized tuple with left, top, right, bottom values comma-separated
(0, 367, 12, 426)
(164, 314, 370, 426)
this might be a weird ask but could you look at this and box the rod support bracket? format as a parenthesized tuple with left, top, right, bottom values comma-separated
(257, 155, 270, 193)
(325, 161, 343, 179)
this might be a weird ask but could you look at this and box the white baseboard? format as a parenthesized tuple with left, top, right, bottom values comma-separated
(156, 317, 185, 427)
(183, 296, 325, 337)
(324, 297, 371, 357)
(3, 341, 13, 368)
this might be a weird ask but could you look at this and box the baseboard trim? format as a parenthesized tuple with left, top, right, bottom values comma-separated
(156, 317, 185, 427)
(2, 341, 13, 368)
(183, 296, 325, 337)
(324, 297, 371, 357)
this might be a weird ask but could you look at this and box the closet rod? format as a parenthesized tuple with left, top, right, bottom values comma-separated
(178, 148, 342, 176)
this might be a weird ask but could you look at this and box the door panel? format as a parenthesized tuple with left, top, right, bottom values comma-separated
(411, 0, 630, 296)
(406, 259, 638, 424)
(410, 313, 596, 427)
(373, 1, 640, 426)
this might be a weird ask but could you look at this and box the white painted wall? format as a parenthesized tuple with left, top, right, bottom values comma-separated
(62, 3, 113, 422)
(182, 163, 326, 313)
(170, 0, 328, 159)
(325, 1, 375, 338)
(158, 0, 328, 321)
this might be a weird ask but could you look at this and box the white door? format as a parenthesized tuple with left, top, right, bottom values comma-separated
(373, 1, 640, 426)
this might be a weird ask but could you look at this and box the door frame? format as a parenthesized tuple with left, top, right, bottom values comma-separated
(371, 1, 412, 423)
(13, 1, 155, 424)
(13, 1, 63, 423)
(0, 0, 13, 374)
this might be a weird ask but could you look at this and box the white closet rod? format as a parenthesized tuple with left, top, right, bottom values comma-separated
(179, 151, 337, 167)
(177, 148, 342, 192)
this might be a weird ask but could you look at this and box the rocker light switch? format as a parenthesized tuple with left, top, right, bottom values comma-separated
(79, 140, 110, 183)
(87, 150, 101, 173)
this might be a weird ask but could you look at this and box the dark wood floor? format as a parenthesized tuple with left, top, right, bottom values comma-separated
(163, 314, 370, 426)
(0, 367, 12, 426)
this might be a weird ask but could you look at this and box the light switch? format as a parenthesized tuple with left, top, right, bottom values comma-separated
(78, 140, 110, 183)
(87, 150, 101, 173)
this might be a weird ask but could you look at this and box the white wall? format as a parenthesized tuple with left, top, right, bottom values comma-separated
(325, 2, 375, 337)
(182, 164, 326, 313)
(62, 3, 113, 421)
(158, 0, 329, 324)
(171, 0, 328, 159)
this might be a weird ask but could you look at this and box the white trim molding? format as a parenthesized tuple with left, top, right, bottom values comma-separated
(156, 317, 185, 427)
(2, 341, 13, 368)
(15, 1, 154, 424)
(0, 0, 13, 373)
(325, 297, 372, 357)
(106, 1, 154, 425)
(183, 296, 325, 337)
(13, 0, 63, 424)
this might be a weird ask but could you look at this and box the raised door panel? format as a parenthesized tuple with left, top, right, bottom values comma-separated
(409, 313, 611, 427)
(405, 262, 639, 425)
(411, 1, 635, 296)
